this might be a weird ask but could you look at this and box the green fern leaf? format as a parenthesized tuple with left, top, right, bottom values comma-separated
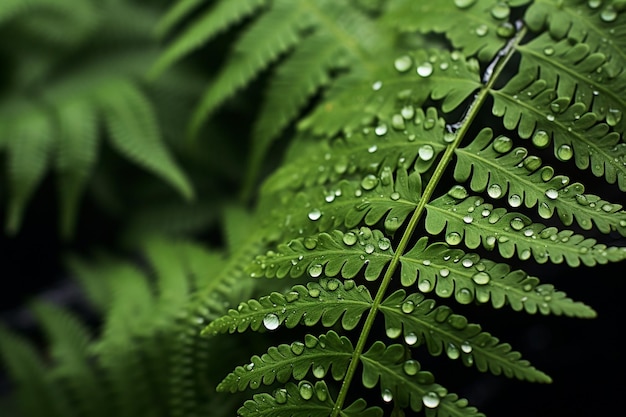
(263, 107, 445, 195)
(217, 331, 353, 393)
(454, 128, 626, 233)
(238, 380, 383, 417)
(361, 341, 485, 416)
(425, 192, 626, 266)
(151, 0, 266, 77)
(491, 77, 626, 190)
(154, 0, 205, 36)
(400, 238, 596, 317)
(97, 80, 194, 201)
(4, 108, 54, 234)
(384, 0, 529, 62)
(379, 290, 552, 382)
(203, 278, 372, 337)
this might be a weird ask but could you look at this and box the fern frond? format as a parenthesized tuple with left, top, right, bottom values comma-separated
(217, 331, 353, 393)
(384, 0, 529, 62)
(97, 80, 194, 201)
(426, 192, 626, 266)
(454, 128, 626, 233)
(263, 107, 445, 195)
(379, 290, 551, 382)
(238, 381, 383, 417)
(492, 78, 626, 190)
(361, 341, 486, 416)
(203, 278, 372, 337)
(399, 238, 596, 317)
(298, 49, 481, 138)
(151, 0, 267, 77)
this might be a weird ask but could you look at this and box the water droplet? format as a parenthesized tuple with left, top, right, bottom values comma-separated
(308, 209, 322, 221)
(588, 0, 602, 9)
(491, 2, 510, 19)
(385, 216, 401, 232)
(274, 388, 288, 404)
(386, 327, 402, 339)
(305, 334, 318, 348)
(447, 343, 460, 359)
(462, 258, 473, 268)
(382, 388, 393, 402)
(447, 185, 469, 199)
(361, 174, 379, 190)
(532, 130, 550, 148)
(309, 264, 323, 278)
(487, 184, 503, 198)
(286, 291, 300, 302)
(416, 62, 434, 77)
(378, 238, 391, 251)
(543, 46, 555, 56)
(475, 24, 489, 36)
(390, 192, 400, 201)
(472, 271, 491, 285)
(375, 123, 388, 136)
(418, 144, 435, 161)
(492, 136, 513, 153)
(364, 243, 375, 254)
(607, 108, 623, 126)
(461, 341, 473, 353)
(343, 232, 357, 246)
(402, 300, 415, 313)
(545, 189, 559, 199)
(394, 55, 413, 72)
(446, 232, 462, 245)
(404, 332, 418, 345)
(391, 114, 405, 130)
(418, 279, 432, 292)
(454, 0, 477, 8)
(313, 365, 325, 378)
(245, 362, 255, 371)
(440, 268, 450, 277)
(510, 217, 525, 230)
(463, 215, 473, 224)
(508, 194, 522, 207)
(496, 22, 515, 38)
(401, 105, 415, 119)
(523, 156, 542, 171)
(263, 313, 280, 330)
(600, 6, 617, 21)
(520, 249, 531, 260)
(326, 278, 340, 291)
(556, 144, 573, 161)
(299, 382, 314, 400)
(423, 392, 441, 408)
(403, 359, 420, 375)
(291, 341, 305, 355)
(372, 80, 382, 91)
(546, 114, 555, 122)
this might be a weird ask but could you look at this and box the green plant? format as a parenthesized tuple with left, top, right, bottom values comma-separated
(0, 0, 625, 417)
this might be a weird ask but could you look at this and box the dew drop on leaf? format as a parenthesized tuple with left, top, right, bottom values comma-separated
(600, 6, 617, 21)
(445, 232, 462, 245)
(308, 209, 322, 221)
(403, 359, 420, 375)
(378, 238, 391, 250)
(545, 189, 559, 199)
(508, 194, 522, 207)
(454, 0, 477, 8)
(607, 108, 622, 126)
(404, 332, 418, 345)
(447, 185, 468, 199)
(492, 136, 512, 153)
(391, 114, 405, 130)
(462, 258, 473, 268)
(418, 279, 432, 292)
(496, 22, 515, 38)
(382, 389, 393, 402)
(487, 183, 503, 198)
(543, 46, 555, 56)
(461, 341, 473, 353)
(304, 237, 318, 249)
(471, 271, 491, 285)
(299, 382, 314, 400)
(587, 0, 602, 8)
(372, 80, 382, 91)
(440, 268, 450, 277)
(286, 291, 300, 302)
(308, 264, 323, 277)
(385, 216, 401, 232)
(343, 232, 357, 246)
(375, 123, 388, 136)
(510, 217, 525, 230)
(556, 144, 573, 161)
(361, 174, 379, 190)
(447, 343, 460, 359)
(532, 130, 550, 148)
(386, 327, 402, 339)
(401, 105, 415, 119)
(401, 300, 415, 313)
(423, 392, 441, 408)
(491, 2, 510, 19)
(312, 365, 325, 378)
(394, 55, 413, 72)
(315, 382, 328, 401)
(416, 62, 433, 77)
(291, 341, 305, 356)
(274, 388, 288, 404)
(263, 313, 280, 330)
(418, 144, 435, 161)
(475, 24, 489, 36)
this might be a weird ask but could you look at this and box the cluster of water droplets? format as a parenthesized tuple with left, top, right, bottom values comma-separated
(587, 0, 621, 22)
(294, 380, 329, 402)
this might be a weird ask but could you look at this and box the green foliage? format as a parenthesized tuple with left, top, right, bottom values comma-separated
(0, 1, 625, 417)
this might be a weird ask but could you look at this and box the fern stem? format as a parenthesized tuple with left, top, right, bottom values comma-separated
(330, 26, 527, 416)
